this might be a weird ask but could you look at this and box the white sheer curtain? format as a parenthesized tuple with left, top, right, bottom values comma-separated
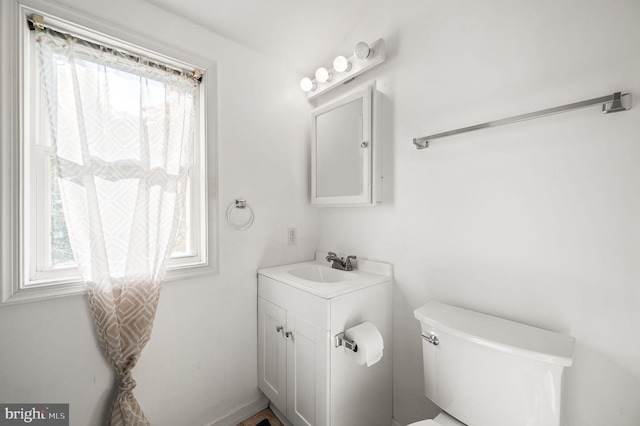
(36, 28, 199, 425)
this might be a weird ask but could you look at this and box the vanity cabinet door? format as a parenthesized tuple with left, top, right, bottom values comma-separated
(286, 313, 328, 426)
(257, 275, 331, 425)
(258, 297, 287, 414)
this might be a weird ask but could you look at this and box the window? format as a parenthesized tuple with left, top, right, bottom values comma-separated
(1, 4, 217, 304)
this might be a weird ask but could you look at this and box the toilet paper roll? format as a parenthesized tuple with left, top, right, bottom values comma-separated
(344, 321, 384, 367)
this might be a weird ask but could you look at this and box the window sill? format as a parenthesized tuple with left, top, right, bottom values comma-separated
(1, 262, 218, 306)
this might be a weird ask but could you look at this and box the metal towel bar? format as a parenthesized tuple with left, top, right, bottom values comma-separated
(413, 91, 632, 149)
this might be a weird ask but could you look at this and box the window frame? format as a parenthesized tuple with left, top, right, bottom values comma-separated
(0, 1, 218, 305)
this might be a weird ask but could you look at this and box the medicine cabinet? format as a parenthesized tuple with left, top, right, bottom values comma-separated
(311, 84, 379, 206)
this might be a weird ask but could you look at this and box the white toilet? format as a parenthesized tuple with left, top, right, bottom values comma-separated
(411, 302, 575, 426)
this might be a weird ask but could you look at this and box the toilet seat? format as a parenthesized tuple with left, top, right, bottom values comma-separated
(407, 421, 441, 426)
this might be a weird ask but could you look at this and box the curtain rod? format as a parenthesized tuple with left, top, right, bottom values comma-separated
(28, 14, 202, 82)
(413, 91, 632, 149)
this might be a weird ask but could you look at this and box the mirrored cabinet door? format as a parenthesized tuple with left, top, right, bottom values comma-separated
(311, 85, 375, 206)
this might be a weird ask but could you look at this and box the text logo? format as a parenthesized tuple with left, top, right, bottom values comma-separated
(0, 404, 68, 425)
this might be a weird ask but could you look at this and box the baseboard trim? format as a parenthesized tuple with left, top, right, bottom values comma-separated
(206, 395, 269, 426)
(391, 418, 404, 426)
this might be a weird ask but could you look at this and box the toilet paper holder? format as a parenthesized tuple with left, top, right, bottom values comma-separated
(335, 332, 358, 352)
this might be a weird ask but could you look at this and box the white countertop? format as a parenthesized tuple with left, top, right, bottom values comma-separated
(257, 252, 392, 299)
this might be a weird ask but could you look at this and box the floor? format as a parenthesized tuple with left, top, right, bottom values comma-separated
(236, 407, 284, 426)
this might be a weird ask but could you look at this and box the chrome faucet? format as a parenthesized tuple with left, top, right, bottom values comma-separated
(326, 252, 357, 271)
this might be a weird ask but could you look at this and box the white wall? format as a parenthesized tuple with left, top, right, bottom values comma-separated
(0, 0, 316, 425)
(315, 1, 640, 425)
(3, 1, 640, 425)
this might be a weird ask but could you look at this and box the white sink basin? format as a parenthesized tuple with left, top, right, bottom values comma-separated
(288, 265, 356, 283)
(258, 252, 393, 299)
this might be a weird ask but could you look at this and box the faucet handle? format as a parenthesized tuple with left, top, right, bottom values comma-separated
(326, 251, 337, 261)
(345, 255, 357, 271)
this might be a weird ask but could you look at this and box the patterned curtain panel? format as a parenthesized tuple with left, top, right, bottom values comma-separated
(36, 29, 199, 425)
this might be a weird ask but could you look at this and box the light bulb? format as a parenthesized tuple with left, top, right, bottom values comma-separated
(315, 67, 331, 83)
(354, 41, 371, 59)
(333, 56, 351, 73)
(299, 77, 316, 92)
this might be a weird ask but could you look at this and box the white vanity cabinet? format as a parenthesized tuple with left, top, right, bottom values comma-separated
(257, 278, 329, 426)
(257, 255, 392, 426)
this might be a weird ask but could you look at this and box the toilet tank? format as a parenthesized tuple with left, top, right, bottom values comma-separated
(414, 302, 575, 426)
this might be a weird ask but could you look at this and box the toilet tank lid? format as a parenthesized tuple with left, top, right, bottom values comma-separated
(414, 302, 575, 367)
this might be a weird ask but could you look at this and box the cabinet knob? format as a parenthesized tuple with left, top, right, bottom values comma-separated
(360, 141, 368, 148)
(285, 331, 293, 338)
(276, 325, 283, 333)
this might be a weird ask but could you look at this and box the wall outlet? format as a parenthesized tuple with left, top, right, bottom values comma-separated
(287, 227, 297, 245)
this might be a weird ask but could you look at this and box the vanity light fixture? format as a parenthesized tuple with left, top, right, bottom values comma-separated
(333, 55, 351, 73)
(300, 38, 385, 100)
(315, 67, 332, 83)
(300, 77, 316, 92)
(354, 41, 372, 59)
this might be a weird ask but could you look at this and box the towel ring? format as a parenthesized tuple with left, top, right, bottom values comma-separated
(226, 199, 254, 231)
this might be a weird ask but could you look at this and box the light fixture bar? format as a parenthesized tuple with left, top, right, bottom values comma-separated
(307, 38, 385, 100)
